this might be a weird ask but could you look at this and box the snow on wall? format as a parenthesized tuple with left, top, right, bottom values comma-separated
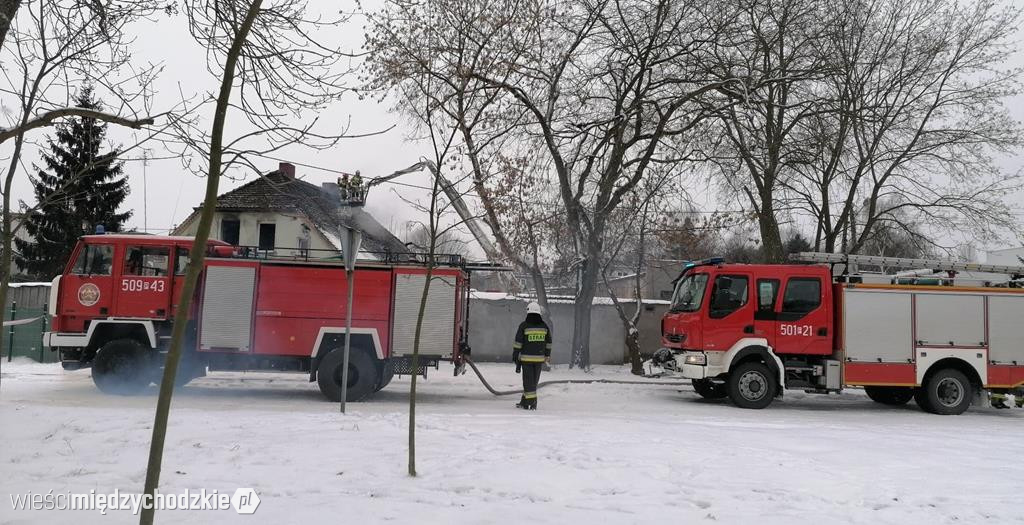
(469, 290, 671, 306)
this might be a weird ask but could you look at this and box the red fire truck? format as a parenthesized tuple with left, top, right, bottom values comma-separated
(656, 253, 1024, 415)
(43, 234, 473, 401)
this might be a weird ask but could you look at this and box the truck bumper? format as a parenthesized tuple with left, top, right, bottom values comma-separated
(43, 332, 89, 348)
(674, 351, 727, 380)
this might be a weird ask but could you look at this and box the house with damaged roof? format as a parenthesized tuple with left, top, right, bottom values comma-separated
(172, 162, 407, 258)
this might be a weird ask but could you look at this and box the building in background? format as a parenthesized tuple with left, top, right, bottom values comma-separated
(172, 162, 407, 258)
(7, 213, 34, 279)
(598, 259, 685, 301)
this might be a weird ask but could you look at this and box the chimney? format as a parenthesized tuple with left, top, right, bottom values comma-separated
(279, 162, 296, 179)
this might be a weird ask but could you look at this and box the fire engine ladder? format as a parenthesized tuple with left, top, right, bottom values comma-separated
(791, 252, 1024, 279)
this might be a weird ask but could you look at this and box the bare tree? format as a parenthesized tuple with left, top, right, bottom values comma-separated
(0, 0, 19, 47)
(707, 0, 835, 263)
(0, 0, 164, 391)
(404, 223, 470, 258)
(601, 195, 655, 375)
(467, 0, 735, 368)
(366, 0, 506, 475)
(139, 1, 352, 522)
(787, 0, 1022, 254)
(363, 0, 554, 309)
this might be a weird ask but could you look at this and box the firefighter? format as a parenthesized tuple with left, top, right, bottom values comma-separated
(337, 174, 350, 200)
(350, 170, 363, 201)
(991, 391, 1024, 409)
(513, 302, 551, 410)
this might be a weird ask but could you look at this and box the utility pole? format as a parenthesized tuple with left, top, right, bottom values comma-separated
(339, 225, 362, 413)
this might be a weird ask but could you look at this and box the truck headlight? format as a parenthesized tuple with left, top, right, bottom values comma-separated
(683, 353, 706, 366)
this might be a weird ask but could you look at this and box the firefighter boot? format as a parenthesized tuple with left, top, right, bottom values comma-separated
(523, 392, 537, 410)
(992, 393, 1011, 409)
(515, 396, 529, 409)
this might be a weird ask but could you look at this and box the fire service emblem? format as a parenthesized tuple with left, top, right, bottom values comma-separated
(78, 283, 101, 307)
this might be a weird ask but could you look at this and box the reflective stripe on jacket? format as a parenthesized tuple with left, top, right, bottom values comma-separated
(513, 318, 552, 363)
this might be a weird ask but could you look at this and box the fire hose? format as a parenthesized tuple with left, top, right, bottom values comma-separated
(462, 356, 690, 396)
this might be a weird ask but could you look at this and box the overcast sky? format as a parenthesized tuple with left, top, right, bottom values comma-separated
(4, 1, 1024, 260)
(6, 2, 443, 243)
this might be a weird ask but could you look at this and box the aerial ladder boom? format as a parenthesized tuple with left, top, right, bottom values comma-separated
(363, 161, 505, 267)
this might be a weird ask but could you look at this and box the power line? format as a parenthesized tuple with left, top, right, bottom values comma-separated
(246, 152, 750, 214)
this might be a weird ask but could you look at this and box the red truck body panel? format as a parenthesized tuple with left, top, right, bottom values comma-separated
(54, 235, 227, 333)
(661, 263, 834, 356)
(51, 235, 468, 363)
(662, 260, 1024, 395)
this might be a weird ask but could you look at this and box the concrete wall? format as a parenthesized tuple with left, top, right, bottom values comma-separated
(467, 297, 669, 365)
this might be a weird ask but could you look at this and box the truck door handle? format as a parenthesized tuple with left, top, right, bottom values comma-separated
(744, 325, 754, 334)
(817, 327, 827, 336)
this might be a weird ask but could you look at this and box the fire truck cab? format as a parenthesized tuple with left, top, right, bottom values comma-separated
(44, 234, 472, 402)
(658, 256, 1024, 415)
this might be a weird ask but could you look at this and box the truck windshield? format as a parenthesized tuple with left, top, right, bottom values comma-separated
(670, 273, 708, 312)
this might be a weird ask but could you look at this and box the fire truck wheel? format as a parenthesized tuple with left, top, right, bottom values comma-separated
(92, 338, 153, 395)
(913, 387, 932, 412)
(920, 368, 973, 415)
(691, 379, 728, 400)
(727, 361, 777, 409)
(376, 360, 395, 392)
(317, 349, 377, 402)
(863, 386, 914, 406)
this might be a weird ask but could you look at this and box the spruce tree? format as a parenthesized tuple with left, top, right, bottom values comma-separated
(15, 86, 131, 279)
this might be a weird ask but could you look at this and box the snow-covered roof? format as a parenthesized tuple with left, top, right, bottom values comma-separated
(469, 290, 671, 305)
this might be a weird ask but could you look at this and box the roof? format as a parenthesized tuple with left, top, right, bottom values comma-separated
(176, 169, 407, 255)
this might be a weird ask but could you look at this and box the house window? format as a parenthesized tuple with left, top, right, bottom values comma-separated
(258, 223, 276, 251)
(220, 218, 240, 246)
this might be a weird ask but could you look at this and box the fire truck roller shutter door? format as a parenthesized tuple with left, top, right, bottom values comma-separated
(392, 273, 457, 357)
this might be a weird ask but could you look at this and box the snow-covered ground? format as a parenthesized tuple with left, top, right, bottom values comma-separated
(1, 358, 1022, 524)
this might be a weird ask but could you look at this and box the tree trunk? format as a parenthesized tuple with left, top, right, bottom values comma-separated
(408, 262, 432, 477)
(0, 205, 12, 393)
(0, 0, 20, 51)
(756, 194, 784, 263)
(570, 247, 600, 369)
(626, 328, 642, 375)
(139, 2, 263, 524)
(0, 106, 30, 394)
